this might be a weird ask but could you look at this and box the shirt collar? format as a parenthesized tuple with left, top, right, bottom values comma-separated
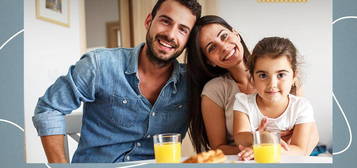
(170, 59, 182, 84)
(125, 43, 144, 75)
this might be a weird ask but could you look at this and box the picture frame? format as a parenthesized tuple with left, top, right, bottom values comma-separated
(36, 0, 70, 27)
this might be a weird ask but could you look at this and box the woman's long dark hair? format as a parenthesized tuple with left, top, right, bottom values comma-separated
(185, 15, 251, 153)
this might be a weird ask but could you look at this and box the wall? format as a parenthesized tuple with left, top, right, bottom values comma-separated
(85, 0, 119, 49)
(24, 0, 83, 163)
(218, 0, 332, 147)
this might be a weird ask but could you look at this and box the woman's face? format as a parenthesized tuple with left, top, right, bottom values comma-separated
(198, 24, 244, 69)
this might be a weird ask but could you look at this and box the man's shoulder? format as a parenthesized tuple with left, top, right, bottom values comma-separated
(83, 47, 137, 64)
(88, 47, 133, 57)
(78, 47, 136, 73)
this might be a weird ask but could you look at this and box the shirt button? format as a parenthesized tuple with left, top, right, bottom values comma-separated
(126, 156, 130, 160)
(152, 112, 156, 116)
(146, 135, 151, 138)
(178, 105, 183, 108)
(122, 99, 128, 104)
(136, 142, 141, 147)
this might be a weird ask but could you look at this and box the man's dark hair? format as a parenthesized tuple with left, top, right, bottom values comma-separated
(151, 0, 202, 21)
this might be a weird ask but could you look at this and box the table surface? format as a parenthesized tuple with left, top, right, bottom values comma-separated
(128, 155, 332, 164)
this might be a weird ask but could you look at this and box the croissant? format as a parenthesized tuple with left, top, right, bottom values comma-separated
(183, 149, 227, 163)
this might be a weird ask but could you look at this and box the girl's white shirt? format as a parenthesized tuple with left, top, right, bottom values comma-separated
(233, 93, 315, 131)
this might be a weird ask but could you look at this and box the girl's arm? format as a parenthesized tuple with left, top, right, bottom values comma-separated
(282, 122, 319, 156)
(201, 96, 240, 154)
(306, 123, 319, 154)
(233, 112, 291, 160)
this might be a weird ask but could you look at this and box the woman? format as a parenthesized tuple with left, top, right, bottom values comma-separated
(186, 15, 254, 154)
(186, 15, 318, 155)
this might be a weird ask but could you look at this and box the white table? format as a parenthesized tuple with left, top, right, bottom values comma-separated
(225, 155, 332, 163)
(128, 155, 332, 164)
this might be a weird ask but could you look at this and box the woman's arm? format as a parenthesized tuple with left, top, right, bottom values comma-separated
(233, 111, 253, 146)
(233, 111, 256, 160)
(201, 96, 239, 154)
(282, 122, 319, 156)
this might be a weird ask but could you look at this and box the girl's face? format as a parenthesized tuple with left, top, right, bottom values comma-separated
(252, 55, 296, 103)
(198, 24, 244, 69)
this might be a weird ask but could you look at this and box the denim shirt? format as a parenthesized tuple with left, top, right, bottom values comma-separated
(32, 43, 189, 163)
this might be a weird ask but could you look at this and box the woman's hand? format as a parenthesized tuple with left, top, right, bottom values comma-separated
(237, 145, 254, 161)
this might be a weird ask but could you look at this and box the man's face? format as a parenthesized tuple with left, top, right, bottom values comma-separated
(145, 0, 196, 65)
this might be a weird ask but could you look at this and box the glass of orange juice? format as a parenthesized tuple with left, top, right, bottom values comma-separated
(253, 131, 281, 163)
(153, 133, 181, 163)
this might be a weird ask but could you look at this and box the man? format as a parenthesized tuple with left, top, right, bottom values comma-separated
(33, 0, 201, 163)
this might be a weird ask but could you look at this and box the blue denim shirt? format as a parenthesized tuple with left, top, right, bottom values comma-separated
(32, 43, 189, 163)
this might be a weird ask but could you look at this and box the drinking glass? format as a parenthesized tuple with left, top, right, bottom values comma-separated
(253, 131, 281, 163)
(153, 133, 182, 163)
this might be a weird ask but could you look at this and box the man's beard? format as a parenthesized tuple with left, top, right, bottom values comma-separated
(146, 32, 183, 67)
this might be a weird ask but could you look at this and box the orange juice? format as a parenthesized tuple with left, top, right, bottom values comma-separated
(253, 143, 281, 163)
(154, 142, 181, 163)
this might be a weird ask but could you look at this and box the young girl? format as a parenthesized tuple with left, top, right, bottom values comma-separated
(233, 37, 319, 160)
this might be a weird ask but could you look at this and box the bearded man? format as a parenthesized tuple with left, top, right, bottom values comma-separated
(33, 0, 201, 163)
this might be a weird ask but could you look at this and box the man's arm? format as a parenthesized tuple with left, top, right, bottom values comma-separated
(41, 135, 68, 163)
(33, 53, 98, 163)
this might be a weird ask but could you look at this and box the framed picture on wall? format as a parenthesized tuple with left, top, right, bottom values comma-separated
(36, 0, 70, 27)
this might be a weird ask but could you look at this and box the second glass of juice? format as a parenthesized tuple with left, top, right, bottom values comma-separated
(253, 131, 281, 163)
(153, 133, 181, 163)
